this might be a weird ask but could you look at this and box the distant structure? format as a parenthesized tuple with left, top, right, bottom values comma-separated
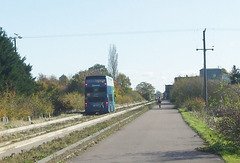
(164, 85, 173, 100)
(174, 75, 197, 83)
(199, 68, 230, 83)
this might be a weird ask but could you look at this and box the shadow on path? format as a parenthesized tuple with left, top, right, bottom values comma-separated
(123, 150, 221, 163)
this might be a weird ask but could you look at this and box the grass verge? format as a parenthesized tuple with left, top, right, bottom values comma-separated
(179, 108, 240, 163)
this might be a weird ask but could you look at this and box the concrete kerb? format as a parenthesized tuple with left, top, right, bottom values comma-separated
(0, 101, 153, 159)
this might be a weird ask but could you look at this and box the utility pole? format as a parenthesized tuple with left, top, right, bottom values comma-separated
(10, 33, 22, 53)
(196, 28, 214, 106)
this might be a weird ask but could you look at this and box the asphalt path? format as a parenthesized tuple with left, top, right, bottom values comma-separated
(69, 101, 224, 163)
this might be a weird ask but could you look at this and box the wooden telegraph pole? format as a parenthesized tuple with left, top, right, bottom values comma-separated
(196, 28, 214, 106)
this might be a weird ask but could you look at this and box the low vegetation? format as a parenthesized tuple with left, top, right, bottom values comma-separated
(179, 108, 240, 163)
(170, 73, 240, 163)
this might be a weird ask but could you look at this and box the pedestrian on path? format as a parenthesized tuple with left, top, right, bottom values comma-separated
(157, 97, 162, 108)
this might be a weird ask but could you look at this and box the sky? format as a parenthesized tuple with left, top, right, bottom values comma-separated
(1, 0, 240, 92)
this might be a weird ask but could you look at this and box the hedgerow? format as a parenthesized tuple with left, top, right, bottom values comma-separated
(170, 76, 240, 155)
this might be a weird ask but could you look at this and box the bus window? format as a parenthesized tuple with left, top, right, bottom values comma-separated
(85, 87, 106, 102)
(109, 94, 113, 102)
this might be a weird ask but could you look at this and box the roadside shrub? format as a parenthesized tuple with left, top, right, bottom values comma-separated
(209, 83, 240, 110)
(216, 108, 240, 146)
(0, 91, 54, 120)
(128, 90, 144, 102)
(208, 83, 240, 120)
(171, 76, 240, 150)
(115, 91, 144, 104)
(115, 95, 132, 104)
(58, 92, 85, 112)
(206, 83, 240, 146)
(183, 97, 205, 112)
(0, 91, 19, 120)
(0, 109, 7, 118)
(24, 93, 54, 118)
(170, 77, 203, 107)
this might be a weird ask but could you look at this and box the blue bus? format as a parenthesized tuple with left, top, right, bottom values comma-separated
(85, 75, 115, 114)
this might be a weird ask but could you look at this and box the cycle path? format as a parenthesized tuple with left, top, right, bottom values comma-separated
(69, 101, 224, 163)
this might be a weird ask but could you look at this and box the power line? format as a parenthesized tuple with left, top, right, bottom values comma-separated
(21, 28, 240, 39)
(210, 28, 240, 32)
(22, 29, 198, 39)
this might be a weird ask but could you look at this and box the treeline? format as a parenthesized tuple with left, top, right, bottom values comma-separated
(35, 64, 144, 116)
(0, 29, 144, 120)
(170, 66, 240, 146)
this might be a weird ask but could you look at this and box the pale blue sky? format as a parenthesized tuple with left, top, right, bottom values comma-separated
(1, 0, 240, 92)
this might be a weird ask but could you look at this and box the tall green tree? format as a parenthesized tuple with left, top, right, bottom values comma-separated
(135, 82, 155, 101)
(0, 29, 35, 94)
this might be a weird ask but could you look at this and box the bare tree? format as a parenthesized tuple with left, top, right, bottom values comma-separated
(108, 44, 118, 80)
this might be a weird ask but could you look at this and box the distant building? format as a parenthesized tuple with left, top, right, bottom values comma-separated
(199, 68, 230, 83)
(174, 76, 196, 83)
(164, 85, 173, 100)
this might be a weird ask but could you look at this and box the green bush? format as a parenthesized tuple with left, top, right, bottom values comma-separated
(216, 108, 240, 146)
(183, 97, 205, 112)
(209, 83, 240, 110)
(58, 92, 85, 112)
(210, 84, 240, 146)
(0, 91, 54, 120)
(115, 94, 132, 104)
(115, 91, 144, 104)
(24, 93, 54, 118)
(170, 77, 203, 107)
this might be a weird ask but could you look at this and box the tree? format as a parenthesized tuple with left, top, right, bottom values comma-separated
(221, 68, 228, 74)
(135, 82, 155, 101)
(0, 29, 35, 94)
(67, 64, 108, 93)
(59, 74, 69, 87)
(230, 65, 240, 84)
(108, 44, 118, 80)
(114, 73, 132, 97)
(67, 70, 87, 94)
(116, 73, 131, 89)
(88, 64, 109, 75)
(155, 91, 161, 99)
